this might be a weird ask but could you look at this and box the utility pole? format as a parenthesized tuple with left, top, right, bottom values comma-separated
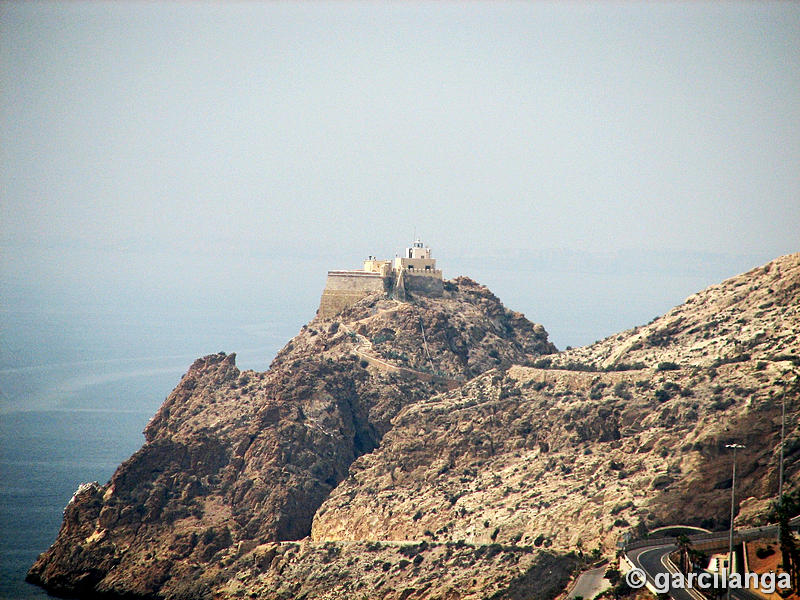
(726, 443, 745, 600)
(779, 381, 786, 505)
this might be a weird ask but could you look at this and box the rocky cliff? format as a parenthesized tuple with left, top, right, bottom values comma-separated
(312, 254, 800, 553)
(27, 277, 557, 599)
(27, 256, 800, 600)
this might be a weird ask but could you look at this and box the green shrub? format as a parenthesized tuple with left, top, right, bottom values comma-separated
(755, 546, 775, 559)
(613, 382, 632, 400)
(711, 353, 751, 368)
(657, 361, 680, 371)
(605, 362, 646, 371)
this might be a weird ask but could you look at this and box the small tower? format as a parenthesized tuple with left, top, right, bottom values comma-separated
(393, 238, 440, 278)
(406, 238, 431, 260)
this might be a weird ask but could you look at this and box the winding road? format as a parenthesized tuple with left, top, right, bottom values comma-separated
(627, 543, 704, 600)
(624, 519, 800, 600)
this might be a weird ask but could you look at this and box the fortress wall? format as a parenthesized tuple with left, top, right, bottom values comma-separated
(404, 273, 444, 297)
(324, 272, 387, 291)
(317, 269, 443, 319)
(318, 272, 390, 319)
(404, 268, 442, 279)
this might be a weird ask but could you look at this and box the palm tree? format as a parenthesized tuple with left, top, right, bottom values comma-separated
(676, 534, 693, 573)
(777, 497, 799, 591)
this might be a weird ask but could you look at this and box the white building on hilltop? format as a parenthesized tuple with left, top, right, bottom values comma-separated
(319, 238, 445, 318)
(392, 238, 442, 279)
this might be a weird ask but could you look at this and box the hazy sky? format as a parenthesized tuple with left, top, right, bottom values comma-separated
(2, 2, 799, 352)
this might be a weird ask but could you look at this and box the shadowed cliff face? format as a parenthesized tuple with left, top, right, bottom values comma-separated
(27, 277, 556, 599)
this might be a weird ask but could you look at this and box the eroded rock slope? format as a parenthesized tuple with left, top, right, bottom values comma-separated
(28, 255, 800, 600)
(313, 254, 800, 556)
(27, 277, 556, 599)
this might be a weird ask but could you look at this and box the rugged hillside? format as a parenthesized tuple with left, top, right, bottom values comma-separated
(548, 254, 800, 371)
(27, 277, 556, 599)
(27, 255, 800, 600)
(216, 540, 574, 600)
(312, 361, 798, 554)
(312, 254, 800, 556)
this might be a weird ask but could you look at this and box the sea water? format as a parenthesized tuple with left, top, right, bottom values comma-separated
(0, 309, 301, 600)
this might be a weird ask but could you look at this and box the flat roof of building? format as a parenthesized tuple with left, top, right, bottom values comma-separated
(327, 270, 383, 277)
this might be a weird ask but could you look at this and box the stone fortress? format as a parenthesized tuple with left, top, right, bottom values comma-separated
(318, 238, 444, 319)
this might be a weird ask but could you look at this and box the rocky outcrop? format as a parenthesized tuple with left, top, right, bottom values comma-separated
(546, 253, 800, 372)
(27, 255, 800, 599)
(218, 540, 574, 600)
(28, 277, 556, 599)
(312, 254, 800, 554)
(311, 360, 798, 553)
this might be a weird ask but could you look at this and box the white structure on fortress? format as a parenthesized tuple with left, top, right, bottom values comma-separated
(318, 239, 444, 318)
(363, 238, 443, 280)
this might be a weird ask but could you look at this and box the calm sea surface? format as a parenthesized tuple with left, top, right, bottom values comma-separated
(0, 309, 300, 600)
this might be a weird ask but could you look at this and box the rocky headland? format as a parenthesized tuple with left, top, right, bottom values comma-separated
(28, 255, 800, 600)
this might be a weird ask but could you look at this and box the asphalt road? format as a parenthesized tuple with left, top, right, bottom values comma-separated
(624, 517, 800, 600)
(627, 543, 769, 600)
(627, 544, 699, 600)
(568, 566, 612, 600)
